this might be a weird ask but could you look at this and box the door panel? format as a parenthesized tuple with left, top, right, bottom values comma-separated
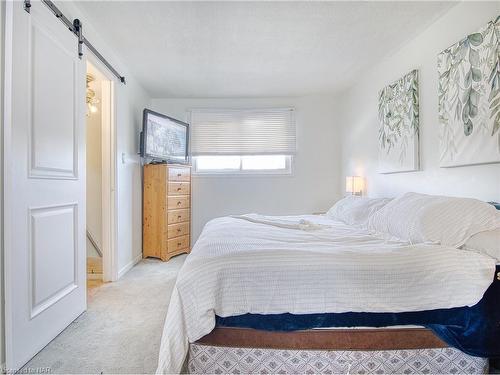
(5, 1, 86, 369)
(30, 18, 78, 178)
(29, 203, 78, 319)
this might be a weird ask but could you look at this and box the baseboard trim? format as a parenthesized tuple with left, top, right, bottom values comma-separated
(117, 253, 142, 279)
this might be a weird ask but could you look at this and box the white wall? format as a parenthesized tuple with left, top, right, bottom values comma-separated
(151, 96, 342, 242)
(56, 2, 151, 276)
(339, 2, 500, 202)
(114, 78, 148, 275)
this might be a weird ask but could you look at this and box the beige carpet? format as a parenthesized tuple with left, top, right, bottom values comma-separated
(23, 256, 186, 374)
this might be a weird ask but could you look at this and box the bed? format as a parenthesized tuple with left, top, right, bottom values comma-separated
(156, 193, 500, 374)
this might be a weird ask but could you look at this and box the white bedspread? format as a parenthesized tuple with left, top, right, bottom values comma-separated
(230, 213, 330, 230)
(156, 215, 496, 374)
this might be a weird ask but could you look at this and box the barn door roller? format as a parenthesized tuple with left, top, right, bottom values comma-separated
(23, 0, 126, 84)
(24, 0, 31, 13)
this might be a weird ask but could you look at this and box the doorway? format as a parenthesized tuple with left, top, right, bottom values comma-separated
(86, 60, 117, 287)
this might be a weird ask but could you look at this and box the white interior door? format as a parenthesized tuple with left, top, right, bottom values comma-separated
(4, 0, 86, 369)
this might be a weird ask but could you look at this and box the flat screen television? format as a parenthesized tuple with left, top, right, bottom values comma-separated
(141, 109, 189, 164)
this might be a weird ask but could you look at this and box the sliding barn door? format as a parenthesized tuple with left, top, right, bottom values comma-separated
(4, 0, 86, 369)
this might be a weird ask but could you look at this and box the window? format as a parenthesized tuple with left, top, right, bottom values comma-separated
(194, 155, 291, 174)
(190, 108, 296, 174)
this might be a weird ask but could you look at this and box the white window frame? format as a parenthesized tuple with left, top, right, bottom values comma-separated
(192, 155, 294, 176)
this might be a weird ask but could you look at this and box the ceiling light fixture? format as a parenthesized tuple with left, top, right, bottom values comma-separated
(86, 74, 100, 116)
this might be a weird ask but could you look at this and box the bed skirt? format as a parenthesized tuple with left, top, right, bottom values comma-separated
(187, 344, 488, 374)
(187, 328, 488, 374)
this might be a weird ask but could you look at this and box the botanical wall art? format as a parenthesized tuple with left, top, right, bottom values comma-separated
(438, 15, 500, 167)
(378, 69, 419, 174)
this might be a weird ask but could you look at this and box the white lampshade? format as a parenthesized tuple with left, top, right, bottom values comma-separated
(346, 176, 364, 196)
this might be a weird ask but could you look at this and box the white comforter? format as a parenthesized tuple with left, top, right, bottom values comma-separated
(156, 215, 496, 374)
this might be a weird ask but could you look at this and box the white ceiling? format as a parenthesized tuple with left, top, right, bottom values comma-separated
(75, 1, 455, 98)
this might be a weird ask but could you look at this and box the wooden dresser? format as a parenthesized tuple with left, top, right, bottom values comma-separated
(143, 163, 191, 261)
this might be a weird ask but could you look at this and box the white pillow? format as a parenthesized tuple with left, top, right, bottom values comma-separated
(326, 196, 392, 226)
(462, 229, 500, 262)
(367, 192, 500, 248)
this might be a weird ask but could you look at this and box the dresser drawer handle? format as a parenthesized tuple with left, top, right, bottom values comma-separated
(177, 187, 182, 191)
(177, 228, 182, 232)
(177, 215, 182, 219)
(177, 173, 182, 177)
(177, 242, 182, 246)
(177, 201, 182, 206)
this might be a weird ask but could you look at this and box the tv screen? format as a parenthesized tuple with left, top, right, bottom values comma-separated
(142, 109, 189, 163)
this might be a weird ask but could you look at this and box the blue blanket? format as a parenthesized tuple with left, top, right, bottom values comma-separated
(216, 265, 500, 358)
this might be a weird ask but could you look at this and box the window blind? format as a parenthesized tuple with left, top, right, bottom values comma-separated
(189, 108, 296, 156)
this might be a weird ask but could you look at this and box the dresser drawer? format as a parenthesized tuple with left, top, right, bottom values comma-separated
(167, 196, 190, 210)
(168, 235, 190, 253)
(168, 182, 190, 196)
(168, 167, 190, 182)
(167, 209, 190, 224)
(167, 222, 190, 239)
